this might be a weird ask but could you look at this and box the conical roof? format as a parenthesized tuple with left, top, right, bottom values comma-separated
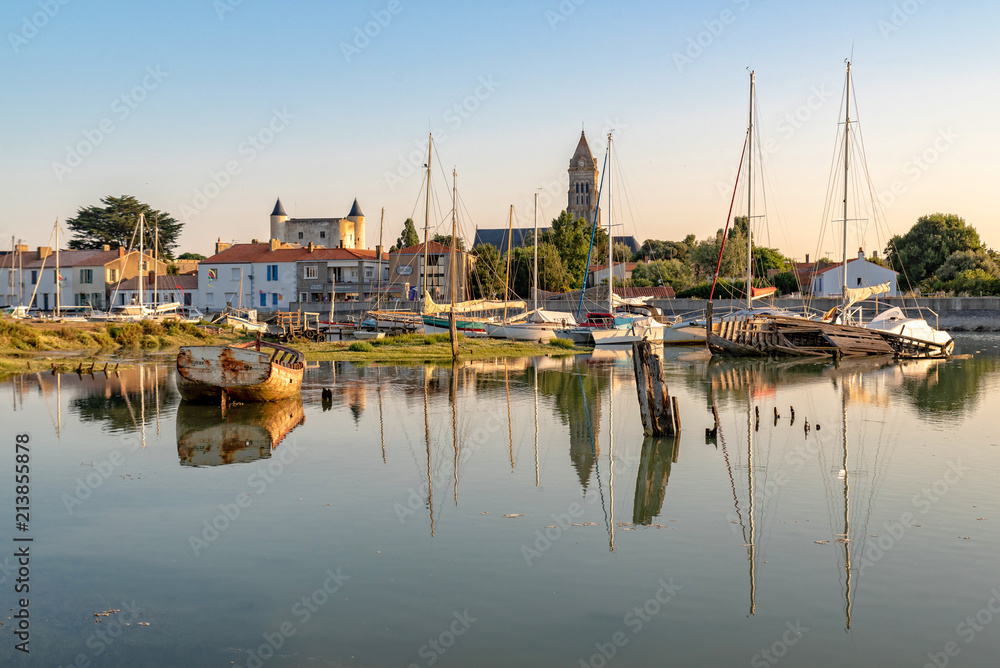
(271, 198, 286, 217)
(569, 131, 596, 170)
(348, 198, 364, 218)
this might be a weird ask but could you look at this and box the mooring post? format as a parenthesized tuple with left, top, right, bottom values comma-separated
(631, 340, 675, 436)
(706, 301, 713, 350)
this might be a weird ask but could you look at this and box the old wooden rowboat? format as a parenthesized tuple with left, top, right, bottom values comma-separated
(176, 340, 304, 403)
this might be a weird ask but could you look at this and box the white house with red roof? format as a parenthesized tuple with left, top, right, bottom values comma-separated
(810, 249, 898, 297)
(197, 239, 389, 312)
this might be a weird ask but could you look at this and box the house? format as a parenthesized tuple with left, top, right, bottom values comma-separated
(0, 244, 165, 311)
(810, 249, 898, 297)
(115, 273, 199, 309)
(587, 262, 637, 288)
(197, 239, 389, 312)
(388, 241, 470, 302)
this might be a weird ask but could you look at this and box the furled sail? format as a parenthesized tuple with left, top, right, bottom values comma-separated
(421, 292, 525, 315)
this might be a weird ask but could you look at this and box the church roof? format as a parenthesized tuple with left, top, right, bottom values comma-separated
(570, 131, 596, 170)
(271, 198, 286, 217)
(348, 198, 364, 218)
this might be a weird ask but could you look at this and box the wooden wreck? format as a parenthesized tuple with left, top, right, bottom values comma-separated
(176, 339, 304, 403)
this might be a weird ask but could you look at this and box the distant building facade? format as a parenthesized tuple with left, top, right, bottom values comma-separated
(268, 198, 367, 250)
(810, 249, 899, 297)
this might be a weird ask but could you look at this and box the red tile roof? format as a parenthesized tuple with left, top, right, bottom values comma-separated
(17, 249, 149, 269)
(203, 243, 385, 264)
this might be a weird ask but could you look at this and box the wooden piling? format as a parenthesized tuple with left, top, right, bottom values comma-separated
(631, 340, 674, 436)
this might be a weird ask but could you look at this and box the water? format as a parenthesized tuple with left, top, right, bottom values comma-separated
(2, 335, 1000, 667)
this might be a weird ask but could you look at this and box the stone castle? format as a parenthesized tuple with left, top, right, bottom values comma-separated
(268, 197, 367, 249)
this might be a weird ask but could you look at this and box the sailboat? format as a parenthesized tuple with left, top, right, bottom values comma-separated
(708, 65, 953, 359)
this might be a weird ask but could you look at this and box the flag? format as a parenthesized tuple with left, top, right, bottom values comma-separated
(208, 269, 217, 280)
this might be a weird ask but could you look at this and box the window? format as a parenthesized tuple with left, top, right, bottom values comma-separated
(298, 232, 304, 240)
(141, 261, 148, 271)
(272, 293, 278, 306)
(231, 268, 241, 280)
(319, 231, 326, 239)
(266, 264, 278, 281)
(260, 291, 266, 307)
(80, 269, 93, 284)
(857, 277, 862, 286)
(206, 293, 214, 307)
(304, 266, 318, 279)
(108, 269, 118, 282)
(299, 292, 308, 303)
(31, 270, 37, 284)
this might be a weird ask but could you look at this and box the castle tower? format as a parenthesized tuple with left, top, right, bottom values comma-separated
(567, 131, 599, 225)
(346, 198, 366, 250)
(269, 198, 288, 241)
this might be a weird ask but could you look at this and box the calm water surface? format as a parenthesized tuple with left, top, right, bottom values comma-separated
(2, 335, 1000, 667)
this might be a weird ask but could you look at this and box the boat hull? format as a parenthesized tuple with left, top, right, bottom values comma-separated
(421, 315, 489, 337)
(487, 322, 562, 342)
(176, 344, 303, 403)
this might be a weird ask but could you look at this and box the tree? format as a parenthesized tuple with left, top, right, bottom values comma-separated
(509, 243, 571, 297)
(632, 237, 694, 264)
(469, 243, 507, 299)
(692, 228, 747, 280)
(539, 210, 607, 289)
(66, 195, 181, 260)
(612, 242, 632, 264)
(390, 218, 420, 252)
(933, 249, 998, 284)
(178, 252, 206, 261)
(885, 213, 982, 288)
(432, 234, 465, 251)
(630, 259, 695, 290)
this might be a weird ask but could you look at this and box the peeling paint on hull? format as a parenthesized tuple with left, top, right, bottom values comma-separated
(176, 342, 304, 403)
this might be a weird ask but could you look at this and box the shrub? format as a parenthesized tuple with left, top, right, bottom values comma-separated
(348, 341, 374, 353)
(549, 337, 574, 349)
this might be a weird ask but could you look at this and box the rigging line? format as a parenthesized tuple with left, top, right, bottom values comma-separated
(612, 147, 645, 242)
(710, 129, 750, 300)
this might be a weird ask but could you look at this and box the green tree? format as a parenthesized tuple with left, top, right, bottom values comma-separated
(613, 242, 632, 264)
(539, 210, 607, 289)
(66, 195, 181, 260)
(390, 218, 420, 252)
(631, 259, 695, 290)
(510, 243, 571, 297)
(886, 213, 982, 288)
(177, 252, 206, 261)
(469, 243, 507, 299)
(933, 249, 998, 284)
(432, 233, 465, 251)
(771, 271, 800, 295)
(692, 228, 747, 280)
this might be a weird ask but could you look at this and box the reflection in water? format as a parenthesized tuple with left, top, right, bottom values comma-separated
(70, 364, 177, 434)
(176, 398, 305, 467)
(632, 435, 679, 525)
(895, 355, 1000, 420)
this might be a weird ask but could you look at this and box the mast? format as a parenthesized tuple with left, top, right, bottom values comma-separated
(503, 205, 513, 320)
(376, 207, 385, 331)
(607, 132, 614, 315)
(533, 191, 539, 312)
(55, 219, 60, 317)
(842, 62, 852, 311)
(154, 216, 159, 306)
(423, 133, 432, 301)
(138, 214, 144, 311)
(746, 71, 755, 310)
(747, 387, 756, 615)
(450, 169, 459, 358)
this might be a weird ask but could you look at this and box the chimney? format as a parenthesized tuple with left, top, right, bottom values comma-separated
(339, 240, 344, 249)
(308, 242, 315, 253)
(118, 246, 125, 258)
(36, 246, 52, 260)
(251, 238, 260, 244)
(215, 240, 232, 254)
(872, 249, 878, 258)
(102, 244, 110, 251)
(270, 238, 280, 251)
(15, 244, 27, 253)
(805, 253, 809, 264)
(375, 244, 383, 259)
(858, 247, 865, 260)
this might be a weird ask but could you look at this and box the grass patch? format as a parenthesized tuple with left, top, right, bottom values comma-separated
(548, 337, 574, 349)
(348, 341, 374, 352)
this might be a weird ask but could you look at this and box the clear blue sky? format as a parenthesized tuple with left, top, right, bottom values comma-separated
(1, 0, 996, 261)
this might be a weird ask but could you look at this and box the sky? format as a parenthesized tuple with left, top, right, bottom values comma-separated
(1, 0, 997, 263)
